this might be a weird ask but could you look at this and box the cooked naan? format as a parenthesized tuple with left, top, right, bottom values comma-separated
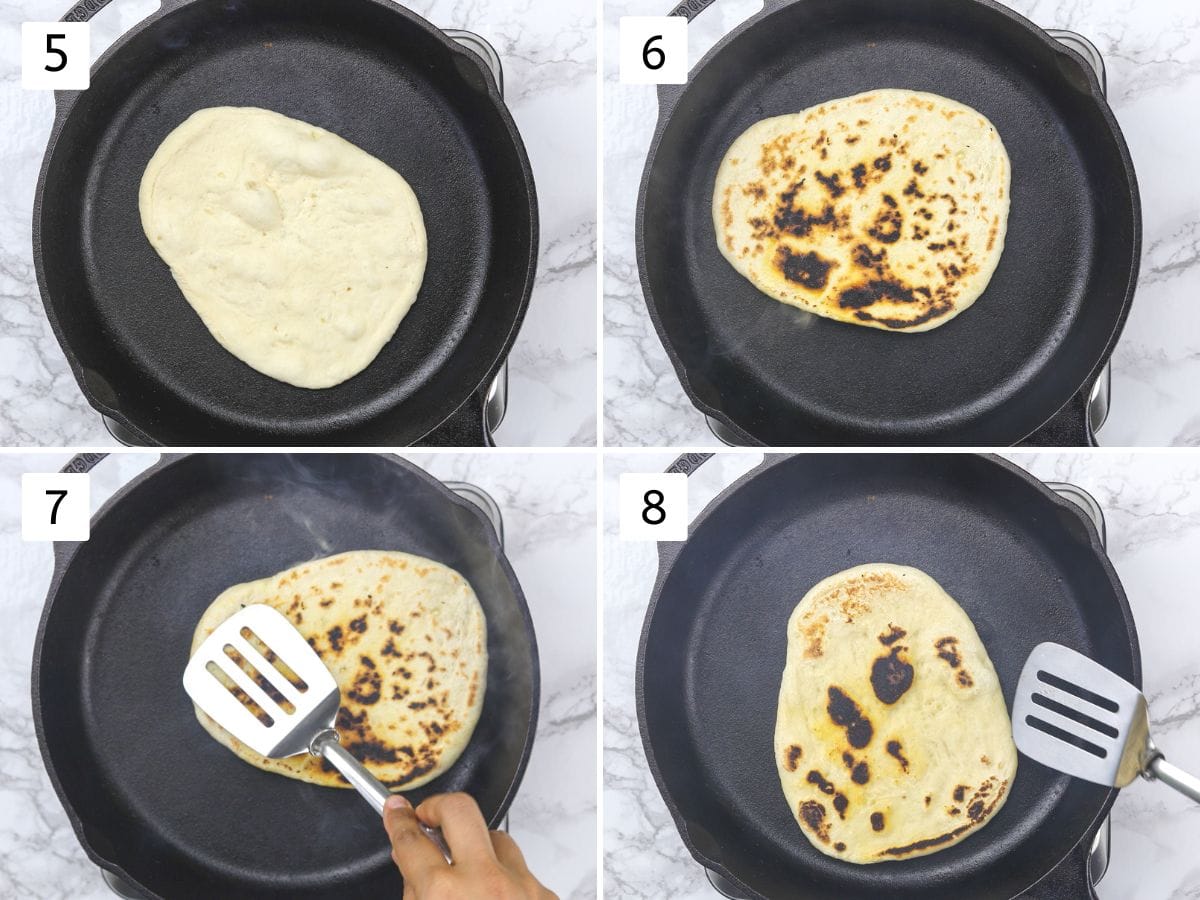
(714, 90, 1010, 331)
(190, 550, 486, 790)
(140, 106, 427, 388)
(775, 564, 1016, 863)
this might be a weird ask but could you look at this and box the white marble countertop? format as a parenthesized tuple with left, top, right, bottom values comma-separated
(603, 0, 1200, 447)
(0, 0, 596, 447)
(603, 451, 1200, 899)
(0, 450, 597, 899)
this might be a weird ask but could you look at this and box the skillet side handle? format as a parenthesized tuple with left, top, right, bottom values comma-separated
(656, 0, 781, 111)
(657, 453, 781, 571)
(1023, 833, 1098, 900)
(54, 0, 190, 114)
(414, 390, 491, 447)
(656, 453, 714, 572)
(51, 452, 108, 568)
(1021, 388, 1095, 447)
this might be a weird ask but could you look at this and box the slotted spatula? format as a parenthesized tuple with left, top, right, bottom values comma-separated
(183, 603, 452, 858)
(1013, 642, 1200, 803)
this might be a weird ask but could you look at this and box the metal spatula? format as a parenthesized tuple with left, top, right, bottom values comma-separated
(183, 604, 452, 858)
(1013, 642, 1200, 803)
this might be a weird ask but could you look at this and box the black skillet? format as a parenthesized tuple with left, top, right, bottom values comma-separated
(637, 453, 1140, 899)
(33, 0, 537, 446)
(637, 0, 1140, 446)
(33, 453, 539, 898)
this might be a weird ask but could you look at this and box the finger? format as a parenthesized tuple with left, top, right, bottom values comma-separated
(415, 792, 497, 864)
(489, 829, 529, 873)
(384, 795, 448, 885)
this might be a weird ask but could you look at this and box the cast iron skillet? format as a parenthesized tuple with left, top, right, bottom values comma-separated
(637, 453, 1140, 899)
(33, 0, 537, 446)
(33, 453, 539, 898)
(637, 0, 1140, 446)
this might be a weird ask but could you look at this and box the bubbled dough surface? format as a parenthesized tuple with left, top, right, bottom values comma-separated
(140, 107, 427, 389)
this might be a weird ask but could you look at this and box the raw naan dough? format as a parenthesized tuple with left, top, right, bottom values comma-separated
(140, 106, 427, 388)
(714, 90, 1010, 331)
(775, 564, 1016, 863)
(190, 550, 486, 790)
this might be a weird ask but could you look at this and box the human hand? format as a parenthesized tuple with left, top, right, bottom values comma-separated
(384, 793, 557, 900)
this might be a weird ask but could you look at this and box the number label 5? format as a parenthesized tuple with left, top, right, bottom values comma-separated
(618, 16, 688, 85)
(22, 22, 90, 91)
(22, 473, 90, 542)
(619, 473, 688, 541)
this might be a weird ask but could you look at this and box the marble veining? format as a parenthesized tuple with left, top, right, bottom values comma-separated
(603, 451, 1200, 899)
(0, 0, 596, 446)
(603, 0, 1200, 446)
(0, 451, 597, 899)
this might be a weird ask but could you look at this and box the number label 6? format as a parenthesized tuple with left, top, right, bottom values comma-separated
(619, 17, 688, 85)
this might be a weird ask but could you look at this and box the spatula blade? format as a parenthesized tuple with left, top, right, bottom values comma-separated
(1012, 642, 1147, 788)
(183, 604, 340, 758)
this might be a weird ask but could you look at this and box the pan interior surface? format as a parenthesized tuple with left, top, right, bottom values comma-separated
(640, 455, 1136, 899)
(37, 455, 535, 899)
(39, 0, 534, 443)
(641, 0, 1137, 444)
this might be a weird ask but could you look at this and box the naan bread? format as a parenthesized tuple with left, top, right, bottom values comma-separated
(714, 90, 1010, 331)
(190, 551, 486, 790)
(140, 106, 427, 388)
(775, 564, 1016, 863)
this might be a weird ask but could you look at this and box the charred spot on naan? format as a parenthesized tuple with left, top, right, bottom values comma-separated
(870, 646, 914, 704)
(827, 686, 873, 749)
(799, 801, 831, 843)
(935, 636, 975, 688)
(879, 777, 1008, 859)
(717, 91, 1007, 331)
(784, 744, 804, 771)
(776, 247, 835, 290)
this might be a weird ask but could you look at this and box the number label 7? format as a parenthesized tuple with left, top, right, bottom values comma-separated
(22, 473, 90, 541)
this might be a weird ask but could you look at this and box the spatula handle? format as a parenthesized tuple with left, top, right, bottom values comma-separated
(312, 731, 453, 861)
(1148, 756, 1200, 804)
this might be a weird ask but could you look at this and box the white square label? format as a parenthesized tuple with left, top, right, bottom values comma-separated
(619, 16, 688, 85)
(22, 473, 90, 542)
(22, 22, 90, 91)
(619, 472, 688, 541)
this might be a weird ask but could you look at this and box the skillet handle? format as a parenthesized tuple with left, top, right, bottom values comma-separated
(49, 453, 109, 571)
(1021, 387, 1096, 447)
(1022, 833, 1098, 899)
(52, 452, 182, 566)
(62, 0, 188, 23)
(54, 0, 192, 113)
(311, 730, 453, 863)
(657, 0, 785, 109)
(414, 389, 492, 447)
(656, 453, 781, 572)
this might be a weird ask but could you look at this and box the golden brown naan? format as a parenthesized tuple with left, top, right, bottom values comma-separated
(775, 564, 1016, 863)
(715, 90, 1010, 331)
(190, 550, 486, 790)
